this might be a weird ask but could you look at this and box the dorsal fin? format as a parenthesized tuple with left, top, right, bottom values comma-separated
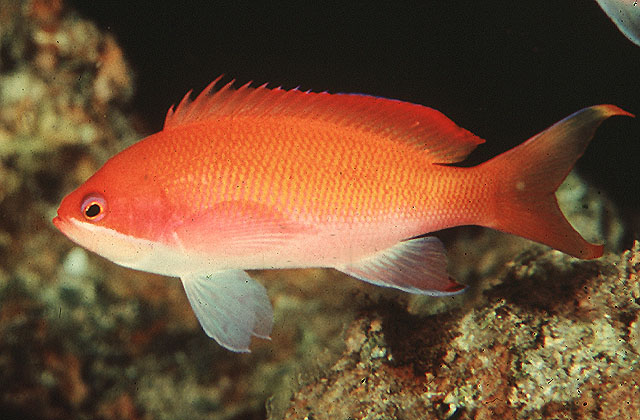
(164, 77, 485, 164)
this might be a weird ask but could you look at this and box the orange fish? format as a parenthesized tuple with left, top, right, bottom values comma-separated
(53, 77, 632, 351)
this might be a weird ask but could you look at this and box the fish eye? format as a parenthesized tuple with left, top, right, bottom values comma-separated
(80, 194, 107, 221)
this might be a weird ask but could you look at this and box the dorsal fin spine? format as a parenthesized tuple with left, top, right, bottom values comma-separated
(161, 77, 485, 164)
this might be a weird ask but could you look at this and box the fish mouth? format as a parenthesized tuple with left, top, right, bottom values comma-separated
(52, 215, 64, 230)
(51, 216, 91, 248)
(52, 215, 74, 237)
(52, 215, 77, 244)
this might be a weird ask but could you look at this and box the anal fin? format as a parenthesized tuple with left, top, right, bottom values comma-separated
(335, 236, 465, 296)
(181, 270, 273, 352)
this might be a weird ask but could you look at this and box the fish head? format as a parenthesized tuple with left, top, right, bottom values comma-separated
(53, 151, 171, 268)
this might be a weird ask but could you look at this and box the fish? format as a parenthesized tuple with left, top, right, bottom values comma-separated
(595, 0, 640, 47)
(53, 76, 633, 352)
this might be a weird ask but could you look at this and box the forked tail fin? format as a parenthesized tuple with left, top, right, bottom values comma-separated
(479, 105, 633, 259)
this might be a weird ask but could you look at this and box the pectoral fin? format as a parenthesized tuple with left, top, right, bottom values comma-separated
(173, 200, 312, 255)
(335, 236, 465, 296)
(180, 270, 273, 352)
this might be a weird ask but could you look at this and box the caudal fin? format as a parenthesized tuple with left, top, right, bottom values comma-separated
(479, 105, 633, 259)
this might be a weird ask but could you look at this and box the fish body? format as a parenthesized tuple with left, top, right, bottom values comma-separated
(53, 77, 632, 351)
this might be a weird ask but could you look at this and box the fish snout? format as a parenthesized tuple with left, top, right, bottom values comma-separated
(52, 214, 70, 233)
